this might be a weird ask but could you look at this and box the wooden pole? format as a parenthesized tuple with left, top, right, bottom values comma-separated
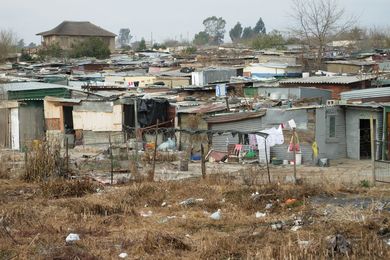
(225, 96, 230, 111)
(370, 115, 376, 186)
(151, 120, 159, 181)
(109, 134, 113, 185)
(264, 138, 271, 184)
(65, 137, 69, 177)
(201, 143, 206, 179)
(292, 128, 297, 184)
(134, 99, 139, 178)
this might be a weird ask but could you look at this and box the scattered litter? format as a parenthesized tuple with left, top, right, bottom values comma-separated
(161, 202, 167, 207)
(255, 212, 266, 218)
(119, 252, 128, 258)
(298, 240, 310, 249)
(221, 198, 226, 203)
(327, 234, 352, 255)
(285, 198, 297, 205)
(210, 209, 222, 220)
(385, 239, 390, 246)
(140, 210, 153, 217)
(185, 234, 191, 238)
(291, 226, 301, 231)
(65, 233, 80, 243)
(265, 203, 273, 209)
(293, 217, 304, 226)
(251, 192, 260, 202)
(178, 198, 193, 206)
(375, 202, 387, 211)
(271, 221, 283, 230)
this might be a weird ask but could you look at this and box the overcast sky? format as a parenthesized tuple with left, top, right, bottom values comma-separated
(1, 0, 389, 45)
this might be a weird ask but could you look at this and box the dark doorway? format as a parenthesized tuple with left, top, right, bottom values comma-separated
(63, 106, 74, 134)
(123, 104, 135, 128)
(360, 119, 373, 159)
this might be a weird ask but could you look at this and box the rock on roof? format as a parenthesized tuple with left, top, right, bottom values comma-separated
(37, 21, 116, 37)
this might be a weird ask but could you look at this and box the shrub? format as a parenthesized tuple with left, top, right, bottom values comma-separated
(70, 37, 111, 59)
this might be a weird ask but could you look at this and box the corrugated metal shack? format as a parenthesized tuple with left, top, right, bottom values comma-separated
(0, 82, 71, 150)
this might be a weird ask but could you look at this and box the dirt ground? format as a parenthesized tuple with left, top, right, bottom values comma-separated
(1, 149, 390, 259)
(1, 171, 390, 259)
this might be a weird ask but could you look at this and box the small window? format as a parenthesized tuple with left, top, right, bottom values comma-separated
(329, 115, 336, 138)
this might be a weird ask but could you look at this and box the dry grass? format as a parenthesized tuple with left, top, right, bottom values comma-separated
(1, 175, 390, 259)
(40, 179, 101, 199)
(22, 140, 63, 182)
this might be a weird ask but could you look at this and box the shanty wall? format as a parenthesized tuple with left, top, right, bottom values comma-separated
(209, 117, 263, 152)
(105, 75, 156, 87)
(0, 101, 18, 148)
(262, 109, 316, 163)
(19, 101, 45, 147)
(73, 101, 122, 132)
(345, 108, 383, 160)
(315, 107, 347, 160)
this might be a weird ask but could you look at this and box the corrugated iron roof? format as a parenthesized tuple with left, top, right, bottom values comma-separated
(205, 110, 266, 124)
(178, 103, 228, 114)
(280, 75, 377, 85)
(341, 87, 390, 100)
(0, 82, 69, 92)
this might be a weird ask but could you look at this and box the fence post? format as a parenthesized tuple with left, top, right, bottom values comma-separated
(65, 137, 69, 177)
(109, 134, 113, 185)
(292, 128, 297, 184)
(151, 120, 159, 181)
(264, 138, 271, 184)
(201, 143, 206, 179)
(370, 115, 376, 186)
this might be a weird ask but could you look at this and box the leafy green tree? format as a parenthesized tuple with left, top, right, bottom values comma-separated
(193, 31, 210, 46)
(38, 42, 63, 58)
(181, 46, 197, 55)
(251, 30, 286, 50)
(70, 37, 110, 59)
(137, 38, 147, 51)
(28, 42, 37, 48)
(229, 22, 243, 43)
(203, 16, 226, 45)
(242, 27, 254, 40)
(253, 18, 266, 35)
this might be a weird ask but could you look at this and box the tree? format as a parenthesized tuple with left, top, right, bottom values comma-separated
(251, 30, 286, 50)
(253, 18, 266, 35)
(137, 38, 147, 51)
(229, 22, 243, 43)
(202, 16, 226, 45)
(193, 31, 210, 46)
(70, 38, 110, 59)
(0, 29, 17, 63)
(28, 42, 37, 48)
(290, 0, 355, 69)
(17, 39, 25, 50)
(242, 27, 254, 40)
(118, 28, 132, 48)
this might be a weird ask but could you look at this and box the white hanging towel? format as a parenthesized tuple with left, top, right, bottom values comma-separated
(274, 125, 285, 145)
(256, 134, 271, 163)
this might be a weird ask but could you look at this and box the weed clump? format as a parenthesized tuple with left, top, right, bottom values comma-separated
(22, 140, 63, 182)
(41, 179, 99, 198)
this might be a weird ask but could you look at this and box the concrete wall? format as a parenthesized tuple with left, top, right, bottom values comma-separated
(43, 35, 115, 52)
(345, 107, 382, 160)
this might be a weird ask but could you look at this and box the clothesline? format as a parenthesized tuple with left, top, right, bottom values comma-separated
(123, 125, 270, 138)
